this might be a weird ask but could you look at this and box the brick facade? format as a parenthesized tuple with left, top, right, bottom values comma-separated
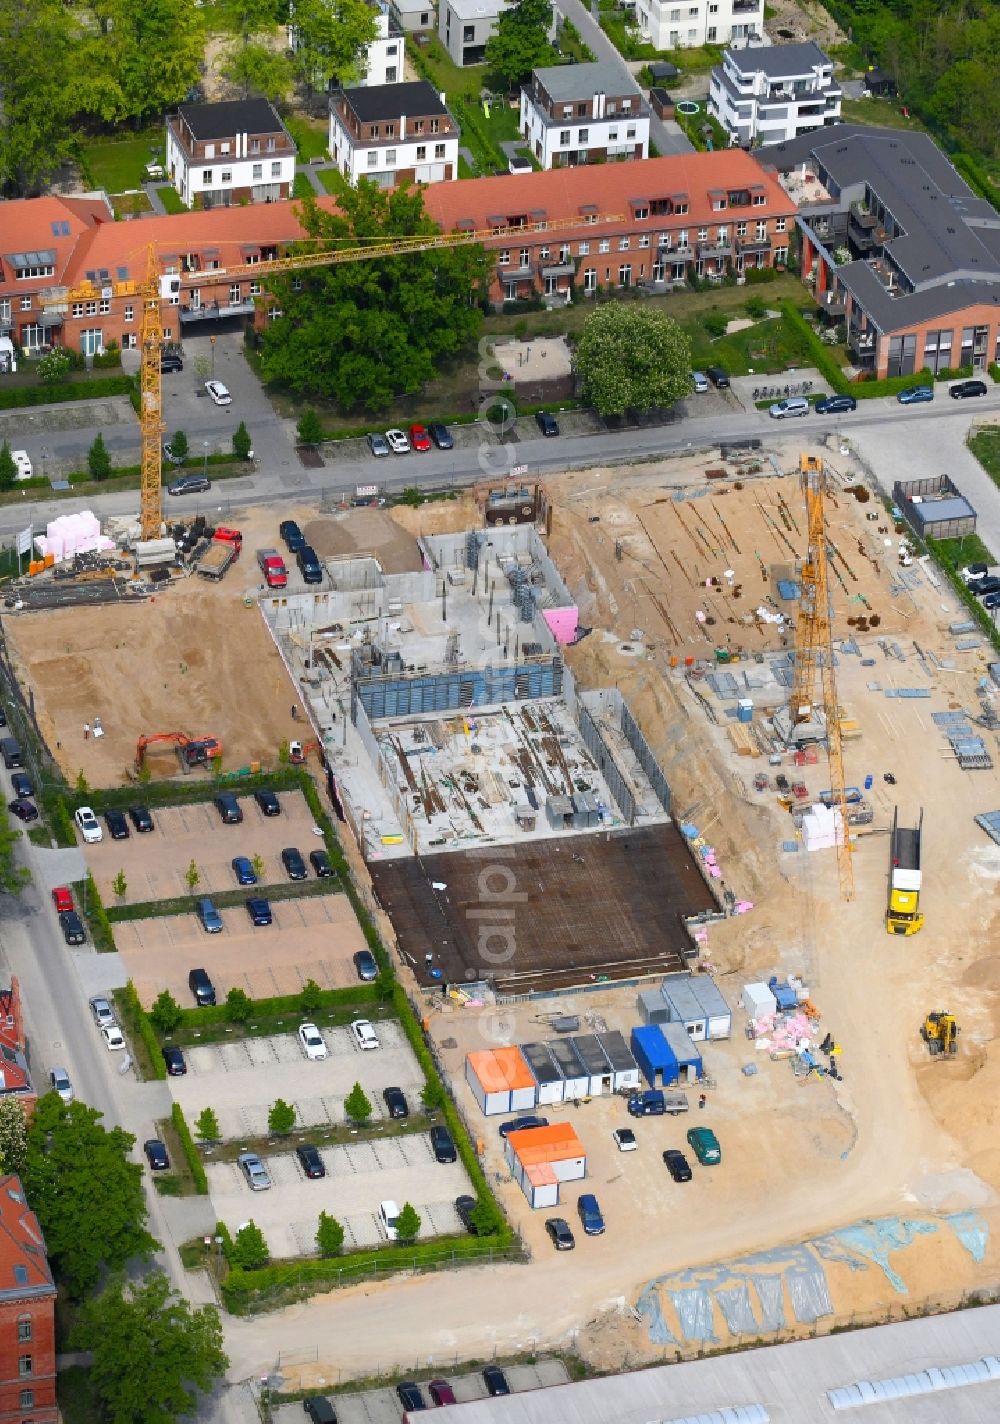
(0, 1177, 57, 1424)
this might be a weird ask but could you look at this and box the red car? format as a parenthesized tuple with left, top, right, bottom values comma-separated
(409, 424, 432, 452)
(52, 886, 74, 914)
(428, 1380, 456, 1407)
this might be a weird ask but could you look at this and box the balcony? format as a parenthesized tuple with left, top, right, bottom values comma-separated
(658, 241, 694, 260)
(696, 238, 731, 258)
(732, 0, 761, 11)
(736, 236, 770, 254)
(496, 261, 535, 279)
(540, 261, 575, 278)
(179, 298, 257, 324)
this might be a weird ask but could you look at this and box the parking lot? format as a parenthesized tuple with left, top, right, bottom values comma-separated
(117, 892, 367, 1006)
(273, 1360, 571, 1424)
(83, 789, 325, 904)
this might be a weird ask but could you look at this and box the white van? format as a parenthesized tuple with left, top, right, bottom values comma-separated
(12, 450, 31, 480)
(378, 1200, 400, 1241)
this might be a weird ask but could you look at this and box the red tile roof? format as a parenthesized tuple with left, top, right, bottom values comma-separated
(0, 1175, 54, 1300)
(0, 980, 30, 1097)
(0, 196, 112, 294)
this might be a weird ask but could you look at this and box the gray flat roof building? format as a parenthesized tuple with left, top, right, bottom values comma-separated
(529, 59, 637, 102)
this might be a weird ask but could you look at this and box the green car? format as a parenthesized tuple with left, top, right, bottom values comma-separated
(686, 1126, 721, 1165)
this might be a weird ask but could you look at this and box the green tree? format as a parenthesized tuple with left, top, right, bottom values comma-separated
(298, 977, 323, 1013)
(22, 1096, 155, 1297)
(0, 809, 28, 893)
(575, 305, 693, 418)
(194, 1107, 221, 1142)
(290, 0, 378, 93)
(296, 408, 324, 445)
(38, 348, 72, 385)
(222, 40, 293, 102)
(344, 1082, 372, 1123)
(0, 1098, 28, 1175)
(77, 0, 204, 125)
(112, 868, 128, 900)
(170, 429, 189, 460)
(420, 1078, 446, 1111)
(395, 1201, 421, 1242)
(73, 1270, 226, 1424)
(185, 860, 200, 892)
(87, 432, 113, 481)
(402, 487, 423, 508)
(225, 987, 253, 1023)
(0, 444, 17, 493)
(470, 1196, 503, 1236)
(485, 0, 557, 89)
(268, 1098, 296, 1134)
(232, 1221, 268, 1268)
(75, 769, 91, 795)
(250, 852, 266, 882)
(0, 0, 75, 194)
(260, 187, 488, 412)
(315, 1210, 345, 1257)
(150, 989, 182, 1034)
(232, 421, 253, 460)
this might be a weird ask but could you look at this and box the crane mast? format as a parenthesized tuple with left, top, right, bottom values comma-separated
(791, 453, 854, 902)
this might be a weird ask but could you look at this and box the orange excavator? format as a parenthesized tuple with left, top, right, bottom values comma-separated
(135, 732, 223, 772)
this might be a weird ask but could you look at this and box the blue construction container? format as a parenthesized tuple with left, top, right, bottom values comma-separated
(630, 1025, 678, 1088)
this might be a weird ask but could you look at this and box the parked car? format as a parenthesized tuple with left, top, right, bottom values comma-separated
(231, 855, 257, 886)
(52, 886, 74, 914)
(129, 804, 154, 832)
(238, 1151, 271, 1190)
(102, 1024, 126, 1051)
(196, 898, 223, 934)
(395, 1382, 426, 1412)
(366, 433, 390, 457)
(160, 353, 183, 374)
(162, 1046, 187, 1077)
(430, 1125, 456, 1163)
(303, 1398, 336, 1424)
(281, 846, 307, 880)
(255, 789, 281, 816)
(75, 805, 102, 842)
(297, 545, 322, 584)
(455, 1195, 479, 1234)
(299, 1022, 328, 1061)
(279, 520, 305, 553)
(205, 379, 232, 406)
(613, 1126, 638, 1152)
(691, 371, 709, 393)
(310, 848, 333, 878)
(706, 365, 730, 388)
(545, 1217, 575, 1250)
(49, 1067, 73, 1104)
(351, 1018, 380, 1050)
(188, 967, 217, 1006)
(428, 422, 453, 450)
(8, 799, 37, 822)
(686, 1125, 721, 1165)
(769, 396, 810, 419)
(971, 577, 1000, 598)
(383, 1086, 409, 1119)
(815, 393, 857, 414)
(90, 996, 115, 1029)
(379, 1200, 401, 1241)
(385, 427, 410, 454)
(535, 411, 559, 437)
(950, 379, 988, 399)
(168, 473, 211, 495)
(961, 562, 989, 584)
(59, 910, 86, 945)
(897, 384, 933, 405)
(9, 772, 31, 798)
(482, 1366, 510, 1397)
(428, 1380, 457, 1407)
(214, 792, 243, 824)
(577, 1192, 606, 1235)
(499, 1115, 548, 1138)
(296, 1143, 326, 1180)
(627, 1089, 666, 1117)
(984, 591, 1000, 610)
(144, 1139, 170, 1170)
(246, 897, 272, 926)
(662, 1148, 693, 1182)
(353, 949, 378, 982)
(409, 423, 432, 452)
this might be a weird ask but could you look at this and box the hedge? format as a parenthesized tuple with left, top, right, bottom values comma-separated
(989, 362, 1000, 384)
(778, 303, 936, 399)
(70, 766, 301, 815)
(171, 1103, 209, 1194)
(0, 375, 134, 410)
(72, 873, 116, 953)
(107, 875, 342, 923)
(168, 981, 380, 1034)
(118, 980, 166, 1079)
(926, 537, 1000, 656)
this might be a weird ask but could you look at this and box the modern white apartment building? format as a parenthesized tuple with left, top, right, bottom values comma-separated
(165, 99, 297, 210)
(635, 0, 763, 51)
(328, 81, 459, 188)
(519, 62, 650, 170)
(709, 42, 842, 145)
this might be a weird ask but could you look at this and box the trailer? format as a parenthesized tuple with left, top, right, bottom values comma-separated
(197, 528, 242, 580)
(887, 806, 923, 936)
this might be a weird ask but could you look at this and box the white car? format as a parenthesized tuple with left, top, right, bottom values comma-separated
(691, 372, 709, 394)
(350, 1018, 380, 1051)
(75, 806, 103, 843)
(205, 380, 232, 406)
(11, 450, 32, 480)
(50, 1067, 73, 1104)
(378, 1200, 400, 1241)
(102, 1024, 126, 1051)
(384, 428, 410, 454)
(769, 396, 810, 419)
(613, 1127, 638, 1152)
(298, 1021, 327, 1061)
(89, 996, 116, 1029)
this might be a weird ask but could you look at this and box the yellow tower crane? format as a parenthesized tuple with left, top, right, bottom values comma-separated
(41, 213, 625, 540)
(790, 453, 854, 901)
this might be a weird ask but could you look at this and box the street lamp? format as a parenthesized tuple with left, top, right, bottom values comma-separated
(210, 334, 216, 379)
(202, 440, 209, 480)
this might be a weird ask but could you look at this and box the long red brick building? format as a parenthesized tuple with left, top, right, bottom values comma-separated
(0, 1175, 57, 1424)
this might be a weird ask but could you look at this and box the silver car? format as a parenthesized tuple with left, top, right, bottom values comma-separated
(90, 995, 116, 1029)
(50, 1067, 73, 1104)
(691, 371, 709, 393)
(367, 432, 390, 457)
(238, 1152, 271, 1190)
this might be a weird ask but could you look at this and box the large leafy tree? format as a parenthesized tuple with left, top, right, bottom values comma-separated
(575, 304, 692, 418)
(290, 0, 380, 94)
(222, 41, 295, 102)
(260, 186, 489, 412)
(78, 0, 205, 125)
(485, 0, 557, 91)
(72, 1271, 227, 1424)
(22, 1096, 155, 1298)
(0, 0, 76, 195)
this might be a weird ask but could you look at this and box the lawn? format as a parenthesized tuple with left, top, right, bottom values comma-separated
(684, 311, 819, 375)
(80, 129, 162, 192)
(408, 34, 486, 103)
(968, 427, 1000, 494)
(840, 96, 926, 134)
(157, 186, 187, 214)
(317, 167, 341, 195)
(452, 93, 521, 174)
(285, 112, 330, 162)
